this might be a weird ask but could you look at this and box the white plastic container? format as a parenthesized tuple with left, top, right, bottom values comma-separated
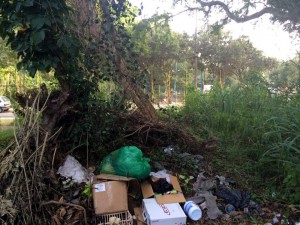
(183, 201, 202, 221)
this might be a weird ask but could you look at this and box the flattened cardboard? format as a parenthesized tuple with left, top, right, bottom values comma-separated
(133, 207, 146, 225)
(94, 173, 136, 182)
(141, 175, 186, 204)
(93, 180, 128, 215)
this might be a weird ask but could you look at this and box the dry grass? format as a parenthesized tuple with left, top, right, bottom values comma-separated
(0, 91, 61, 225)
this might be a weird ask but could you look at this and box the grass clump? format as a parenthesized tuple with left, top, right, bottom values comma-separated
(179, 81, 300, 204)
(0, 128, 14, 149)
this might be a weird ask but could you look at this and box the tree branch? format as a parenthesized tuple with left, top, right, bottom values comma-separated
(194, 0, 289, 23)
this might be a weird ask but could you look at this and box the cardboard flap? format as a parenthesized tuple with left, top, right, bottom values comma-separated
(141, 181, 154, 198)
(141, 175, 186, 204)
(134, 207, 146, 225)
(156, 193, 186, 204)
(169, 175, 183, 192)
(94, 173, 135, 182)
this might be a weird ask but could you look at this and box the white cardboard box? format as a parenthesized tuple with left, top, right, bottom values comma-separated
(142, 198, 186, 225)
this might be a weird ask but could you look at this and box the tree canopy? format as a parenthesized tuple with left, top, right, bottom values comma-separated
(175, 0, 300, 34)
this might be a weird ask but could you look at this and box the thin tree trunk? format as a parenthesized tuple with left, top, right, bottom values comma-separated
(166, 71, 172, 104)
(184, 70, 188, 100)
(150, 73, 155, 102)
(99, 0, 157, 120)
(219, 67, 224, 89)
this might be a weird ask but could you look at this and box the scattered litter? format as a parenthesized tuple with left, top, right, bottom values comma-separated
(141, 173, 186, 204)
(193, 172, 216, 193)
(215, 175, 234, 186)
(57, 155, 93, 184)
(99, 146, 151, 179)
(225, 204, 236, 214)
(147, 176, 173, 194)
(186, 196, 205, 204)
(178, 152, 203, 168)
(198, 193, 223, 219)
(149, 170, 171, 183)
(273, 215, 280, 224)
(215, 186, 251, 210)
(184, 201, 202, 221)
(163, 145, 175, 154)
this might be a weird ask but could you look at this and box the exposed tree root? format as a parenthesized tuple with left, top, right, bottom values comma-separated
(116, 111, 215, 154)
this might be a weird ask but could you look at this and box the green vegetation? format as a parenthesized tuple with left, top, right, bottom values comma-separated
(0, 128, 14, 149)
(0, 2, 300, 225)
(178, 76, 300, 204)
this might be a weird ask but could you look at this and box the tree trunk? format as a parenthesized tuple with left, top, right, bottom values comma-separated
(115, 57, 157, 120)
(150, 73, 155, 102)
(166, 71, 172, 104)
(184, 70, 188, 100)
(99, 0, 157, 120)
(219, 67, 224, 89)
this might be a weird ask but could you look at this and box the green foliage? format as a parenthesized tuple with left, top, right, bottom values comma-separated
(0, 129, 14, 149)
(267, 60, 300, 95)
(261, 106, 300, 202)
(180, 77, 300, 204)
(64, 87, 129, 153)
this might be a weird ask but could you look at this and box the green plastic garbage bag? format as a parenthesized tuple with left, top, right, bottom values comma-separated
(98, 146, 151, 179)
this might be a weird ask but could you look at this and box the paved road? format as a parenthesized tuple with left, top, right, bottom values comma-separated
(0, 109, 15, 126)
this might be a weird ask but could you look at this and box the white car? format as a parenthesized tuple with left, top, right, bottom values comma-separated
(0, 96, 11, 112)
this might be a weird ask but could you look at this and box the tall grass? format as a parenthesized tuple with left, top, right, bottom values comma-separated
(181, 83, 300, 203)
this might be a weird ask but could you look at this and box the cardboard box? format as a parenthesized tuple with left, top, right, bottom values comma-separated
(93, 174, 136, 215)
(142, 198, 187, 225)
(140, 174, 186, 204)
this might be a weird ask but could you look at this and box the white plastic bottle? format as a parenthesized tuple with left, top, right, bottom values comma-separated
(184, 201, 202, 221)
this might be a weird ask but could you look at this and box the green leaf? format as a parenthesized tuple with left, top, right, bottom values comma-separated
(31, 17, 45, 29)
(29, 67, 37, 77)
(22, 0, 34, 7)
(179, 174, 185, 179)
(31, 30, 45, 45)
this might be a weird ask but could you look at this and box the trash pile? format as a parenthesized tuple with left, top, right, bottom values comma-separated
(52, 145, 299, 225)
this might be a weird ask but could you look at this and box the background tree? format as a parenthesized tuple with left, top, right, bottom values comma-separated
(175, 0, 300, 34)
(132, 14, 182, 103)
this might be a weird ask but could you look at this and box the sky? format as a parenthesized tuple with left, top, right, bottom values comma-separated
(129, 0, 300, 61)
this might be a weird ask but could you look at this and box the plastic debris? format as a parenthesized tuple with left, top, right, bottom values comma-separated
(193, 172, 216, 193)
(186, 196, 206, 205)
(198, 193, 223, 219)
(149, 170, 171, 183)
(163, 145, 174, 154)
(99, 146, 151, 179)
(225, 204, 236, 214)
(184, 201, 202, 221)
(57, 155, 93, 184)
(148, 177, 173, 194)
(215, 186, 251, 210)
(215, 175, 234, 186)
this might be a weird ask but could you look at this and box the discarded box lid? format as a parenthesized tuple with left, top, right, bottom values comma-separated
(142, 198, 187, 225)
(94, 173, 136, 182)
(93, 173, 137, 215)
(141, 175, 186, 204)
